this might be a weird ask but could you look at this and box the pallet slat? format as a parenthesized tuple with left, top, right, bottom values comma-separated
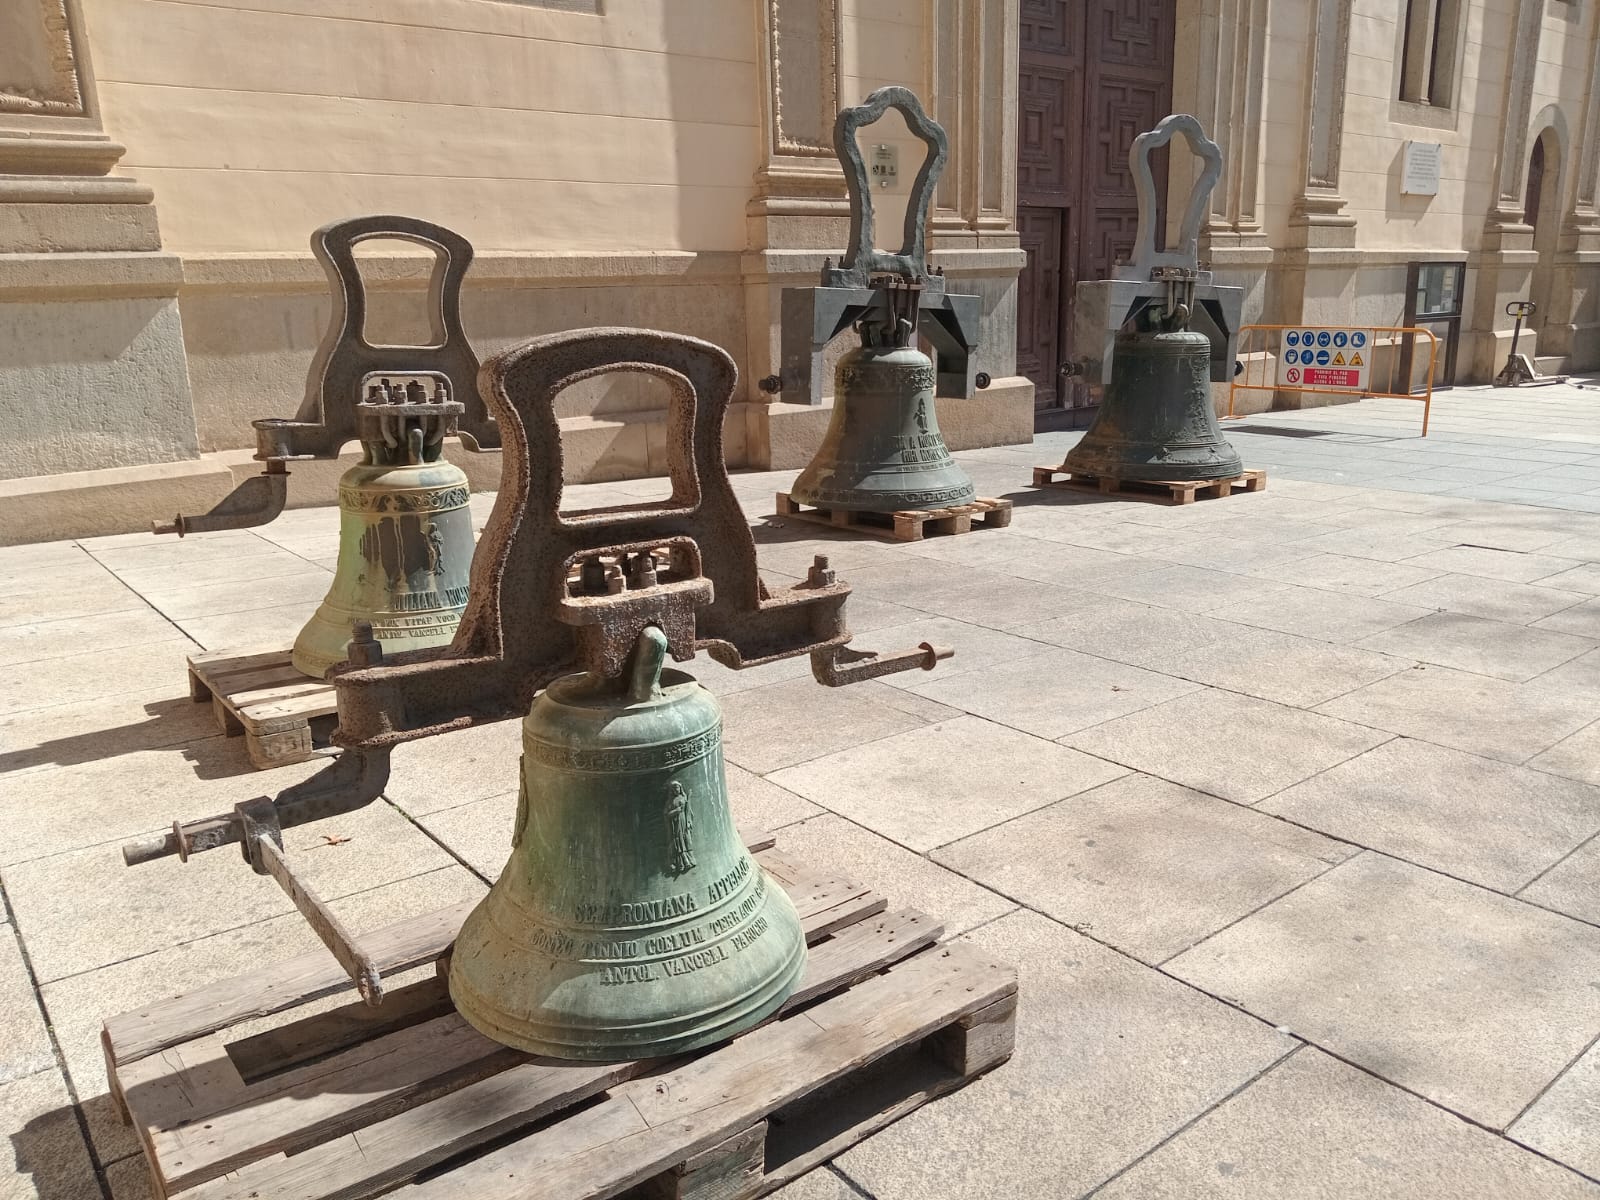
(105, 830, 1014, 1200)
(1032, 465, 1266, 505)
(775, 493, 1012, 542)
(169, 909, 947, 1200)
(187, 647, 338, 769)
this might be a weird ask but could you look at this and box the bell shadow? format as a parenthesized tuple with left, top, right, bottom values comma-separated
(8, 1096, 100, 1200)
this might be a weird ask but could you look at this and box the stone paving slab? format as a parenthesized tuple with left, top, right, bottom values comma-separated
(0, 926, 54, 1087)
(1318, 663, 1597, 764)
(774, 813, 1017, 938)
(770, 715, 1127, 852)
(1405, 543, 1580, 583)
(1214, 584, 1437, 643)
(0, 1067, 102, 1200)
(0, 607, 190, 669)
(0, 639, 200, 719)
(1096, 1048, 1600, 1199)
(0, 735, 325, 867)
(1358, 610, 1596, 681)
(382, 719, 523, 816)
(1532, 720, 1600, 788)
(0, 692, 217, 778)
(720, 676, 951, 775)
(1538, 595, 1600, 638)
(1159, 625, 1412, 707)
(1518, 835, 1600, 924)
(934, 773, 1355, 963)
(830, 910, 1297, 1200)
(1242, 550, 1443, 597)
(1168, 853, 1600, 1130)
(1510, 1037, 1600, 1182)
(1016, 599, 1249, 671)
(1064, 688, 1391, 805)
(1261, 737, 1600, 892)
(138, 569, 332, 621)
(904, 644, 1202, 740)
(1384, 572, 1590, 624)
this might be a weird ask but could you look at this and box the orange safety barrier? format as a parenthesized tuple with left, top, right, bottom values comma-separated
(1225, 324, 1439, 437)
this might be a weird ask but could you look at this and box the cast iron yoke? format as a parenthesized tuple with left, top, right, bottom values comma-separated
(766, 87, 984, 405)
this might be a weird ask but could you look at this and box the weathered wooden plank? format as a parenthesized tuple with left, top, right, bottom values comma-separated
(174, 909, 941, 1200)
(403, 943, 1015, 1200)
(188, 646, 295, 670)
(105, 831, 778, 1066)
(640, 1122, 766, 1200)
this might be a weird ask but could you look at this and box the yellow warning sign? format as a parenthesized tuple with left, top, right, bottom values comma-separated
(1350, 351, 1364, 366)
(1332, 351, 1346, 365)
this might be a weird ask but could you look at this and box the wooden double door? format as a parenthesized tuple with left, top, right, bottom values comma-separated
(1016, 0, 1176, 424)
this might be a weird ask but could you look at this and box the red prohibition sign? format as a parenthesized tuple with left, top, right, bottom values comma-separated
(1287, 367, 1301, 383)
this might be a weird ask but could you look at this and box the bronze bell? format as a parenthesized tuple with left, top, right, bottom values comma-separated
(789, 279, 977, 513)
(449, 627, 806, 1061)
(1061, 325, 1243, 483)
(291, 379, 476, 678)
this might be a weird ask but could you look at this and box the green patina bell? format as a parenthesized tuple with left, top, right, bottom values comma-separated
(291, 382, 475, 678)
(1063, 327, 1244, 483)
(449, 627, 806, 1061)
(789, 280, 977, 513)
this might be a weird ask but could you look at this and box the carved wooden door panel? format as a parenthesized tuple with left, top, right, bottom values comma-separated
(1016, 0, 1174, 423)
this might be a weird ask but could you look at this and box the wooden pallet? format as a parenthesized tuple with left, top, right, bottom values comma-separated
(775, 492, 1013, 542)
(187, 646, 337, 770)
(1032, 466, 1267, 506)
(102, 832, 1017, 1200)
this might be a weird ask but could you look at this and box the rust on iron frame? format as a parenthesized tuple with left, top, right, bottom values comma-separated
(153, 214, 499, 536)
(123, 330, 948, 965)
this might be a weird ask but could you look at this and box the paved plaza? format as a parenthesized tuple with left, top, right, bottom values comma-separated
(4, 382, 1600, 1197)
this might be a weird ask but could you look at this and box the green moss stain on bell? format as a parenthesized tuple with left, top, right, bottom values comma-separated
(449, 627, 806, 1060)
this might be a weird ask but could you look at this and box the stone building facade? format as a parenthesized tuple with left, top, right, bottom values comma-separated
(0, 0, 1031, 539)
(2, 0, 1598, 540)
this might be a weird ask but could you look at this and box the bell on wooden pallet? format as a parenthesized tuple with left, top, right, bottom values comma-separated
(790, 277, 977, 512)
(1060, 320, 1243, 482)
(767, 87, 984, 514)
(449, 625, 805, 1061)
(1047, 115, 1246, 485)
(291, 381, 475, 678)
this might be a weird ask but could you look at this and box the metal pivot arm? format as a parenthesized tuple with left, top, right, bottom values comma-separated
(120, 743, 391, 866)
(155, 215, 496, 536)
(151, 462, 288, 537)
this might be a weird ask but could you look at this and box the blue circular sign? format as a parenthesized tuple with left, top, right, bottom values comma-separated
(1352, 331, 1367, 348)
(1333, 331, 1348, 348)
(1303, 330, 1316, 345)
(1317, 331, 1332, 348)
(1286, 331, 1300, 347)
(1285, 349, 1299, 365)
(1316, 349, 1331, 366)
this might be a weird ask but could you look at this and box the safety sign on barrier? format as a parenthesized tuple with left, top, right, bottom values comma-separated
(1277, 328, 1373, 390)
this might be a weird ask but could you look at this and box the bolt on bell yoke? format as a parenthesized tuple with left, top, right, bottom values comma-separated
(151, 215, 501, 677)
(1051, 116, 1246, 484)
(124, 328, 953, 1054)
(771, 87, 982, 512)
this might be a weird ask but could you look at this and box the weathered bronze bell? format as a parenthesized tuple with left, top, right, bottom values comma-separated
(1062, 327, 1243, 482)
(291, 381, 475, 678)
(789, 280, 976, 513)
(449, 627, 806, 1061)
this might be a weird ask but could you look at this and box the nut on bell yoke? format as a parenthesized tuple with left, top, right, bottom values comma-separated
(124, 327, 953, 1012)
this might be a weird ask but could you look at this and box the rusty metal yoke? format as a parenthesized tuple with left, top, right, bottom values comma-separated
(1064, 116, 1244, 390)
(768, 87, 983, 405)
(124, 328, 948, 999)
(154, 215, 497, 536)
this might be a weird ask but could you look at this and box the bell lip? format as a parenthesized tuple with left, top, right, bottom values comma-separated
(448, 937, 806, 1062)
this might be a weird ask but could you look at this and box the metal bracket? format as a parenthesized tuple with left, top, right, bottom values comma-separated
(1126, 115, 1223, 279)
